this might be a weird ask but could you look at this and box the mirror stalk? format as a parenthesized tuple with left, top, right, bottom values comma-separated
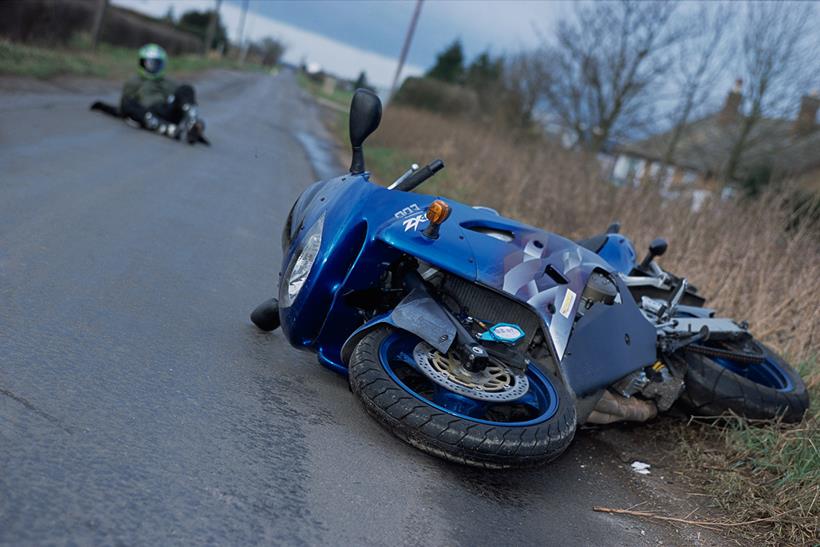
(350, 146, 365, 175)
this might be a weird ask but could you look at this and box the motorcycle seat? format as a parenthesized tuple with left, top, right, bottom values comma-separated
(576, 233, 608, 253)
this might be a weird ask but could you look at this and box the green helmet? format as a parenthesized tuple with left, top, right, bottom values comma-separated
(138, 43, 167, 79)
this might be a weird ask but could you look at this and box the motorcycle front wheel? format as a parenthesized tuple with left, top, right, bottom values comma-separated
(349, 327, 576, 468)
(679, 338, 809, 422)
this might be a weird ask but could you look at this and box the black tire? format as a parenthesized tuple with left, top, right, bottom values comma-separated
(679, 341, 809, 422)
(250, 298, 280, 331)
(349, 327, 576, 468)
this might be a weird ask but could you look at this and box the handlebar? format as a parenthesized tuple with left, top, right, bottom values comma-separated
(393, 159, 444, 192)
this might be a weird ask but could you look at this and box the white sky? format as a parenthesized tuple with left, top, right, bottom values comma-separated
(112, 0, 428, 87)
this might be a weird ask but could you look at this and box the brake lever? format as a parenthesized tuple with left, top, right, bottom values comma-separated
(388, 163, 419, 189)
(393, 159, 444, 192)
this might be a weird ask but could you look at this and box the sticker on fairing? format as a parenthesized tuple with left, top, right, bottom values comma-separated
(393, 204, 421, 219)
(559, 289, 576, 318)
(402, 213, 428, 232)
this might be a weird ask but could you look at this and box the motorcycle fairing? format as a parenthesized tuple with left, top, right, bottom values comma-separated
(380, 203, 623, 361)
(280, 174, 656, 395)
(459, 219, 614, 360)
(596, 234, 638, 275)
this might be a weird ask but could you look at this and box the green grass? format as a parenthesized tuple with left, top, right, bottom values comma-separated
(677, 355, 819, 544)
(296, 73, 456, 193)
(295, 70, 353, 109)
(0, 37, 264, 80)
(297, 73, 414, 186)
(353, 141, 455, 195)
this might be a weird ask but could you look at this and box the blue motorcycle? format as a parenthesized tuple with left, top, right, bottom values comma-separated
(251, 90, 808, 468)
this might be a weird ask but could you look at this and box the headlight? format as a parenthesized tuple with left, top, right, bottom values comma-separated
(281, 213, 324, 307)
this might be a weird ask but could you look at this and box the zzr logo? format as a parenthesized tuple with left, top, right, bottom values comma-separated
(403, 213, 428, 232)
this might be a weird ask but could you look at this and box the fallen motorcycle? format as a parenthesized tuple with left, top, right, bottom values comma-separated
(251, 89, 809, 468)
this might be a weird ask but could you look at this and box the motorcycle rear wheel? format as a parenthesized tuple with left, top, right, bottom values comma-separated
(349, 327, 576, 468)
(679, 339, 809, 422)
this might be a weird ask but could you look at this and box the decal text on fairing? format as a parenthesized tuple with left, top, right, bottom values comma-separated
(402, 213, 428, 231)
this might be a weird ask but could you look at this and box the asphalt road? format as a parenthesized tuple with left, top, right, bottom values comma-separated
(1, 70, 696, 546)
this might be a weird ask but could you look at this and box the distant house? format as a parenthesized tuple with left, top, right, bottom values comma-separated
(610, 82, 820, 204)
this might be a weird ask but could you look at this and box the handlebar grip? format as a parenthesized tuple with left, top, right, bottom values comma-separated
(394, 159, 444, 192)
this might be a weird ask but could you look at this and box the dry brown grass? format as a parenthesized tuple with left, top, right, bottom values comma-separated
(362, 106, 819, 544)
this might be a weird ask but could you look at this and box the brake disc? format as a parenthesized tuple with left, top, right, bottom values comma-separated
(412, 342, 530, 402)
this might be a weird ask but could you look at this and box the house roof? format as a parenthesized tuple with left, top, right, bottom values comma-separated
(618, 112, 820, 180)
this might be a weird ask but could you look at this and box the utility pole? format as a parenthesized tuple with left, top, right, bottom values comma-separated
(203, 0, 223, 56)
(236, 0, 249, 64)
(389, 0, 423, 101)
(239, 5, 255, 65)
(90, 0, 108, 50)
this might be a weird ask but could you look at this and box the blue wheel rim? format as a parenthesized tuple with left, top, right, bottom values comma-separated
(379, 332, 559, 426)
(712, 354, 793, 392)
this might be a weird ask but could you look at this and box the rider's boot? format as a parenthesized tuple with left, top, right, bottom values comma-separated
(180, 103, 206, 144)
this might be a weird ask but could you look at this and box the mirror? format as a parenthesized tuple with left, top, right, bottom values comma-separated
(349, 89, 382, 174)
(649, 238, 668, 258)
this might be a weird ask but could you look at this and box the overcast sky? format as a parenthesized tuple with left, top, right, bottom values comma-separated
(112, 0, 567, 88)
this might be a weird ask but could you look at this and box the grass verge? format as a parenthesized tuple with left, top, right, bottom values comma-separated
(676, 397, 818, 543)
(297, 75, 458, 196)
(675, 356, 817, 544)
(295, 70, 353, 111)
(0, 37, 264, 80)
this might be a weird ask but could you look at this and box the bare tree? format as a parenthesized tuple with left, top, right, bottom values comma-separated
(662, 2, 733, 166)
(724, 1, 818, 181)
(534, 0, 682, 151)
(501, 53, 544, 129)
(247, 37, 287, 67)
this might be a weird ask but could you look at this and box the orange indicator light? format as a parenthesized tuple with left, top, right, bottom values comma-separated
(426, 200, 452, 225)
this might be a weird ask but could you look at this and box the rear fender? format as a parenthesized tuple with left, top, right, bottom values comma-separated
(340, 288, 456, 364)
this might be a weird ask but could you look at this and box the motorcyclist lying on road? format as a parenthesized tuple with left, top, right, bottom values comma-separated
(109, 43, 207, 144)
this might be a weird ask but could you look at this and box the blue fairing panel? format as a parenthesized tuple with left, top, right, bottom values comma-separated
(561, 278, 657, 395)
(374, 201, 477, 282)
(458, 215, 614, 360)
(597, 234, 638, 275)
(279, 174, 473, 364)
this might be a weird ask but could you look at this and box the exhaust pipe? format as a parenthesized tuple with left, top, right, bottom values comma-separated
(587, 390, 657, 424)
